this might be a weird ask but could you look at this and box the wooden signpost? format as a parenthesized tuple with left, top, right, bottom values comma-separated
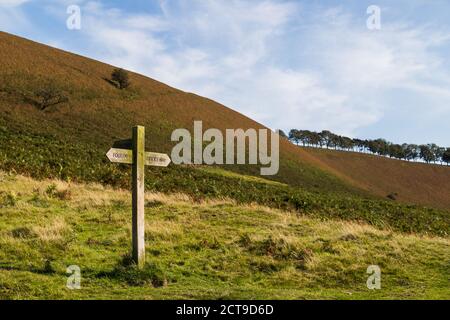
(106, 148, 171, 167)
(106, 126, 171, 268)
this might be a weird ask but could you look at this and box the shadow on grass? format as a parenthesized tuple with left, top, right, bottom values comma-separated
(102, 77, 119, 89)
(96, 254, 168, 287)
(0, 259, 64, 276)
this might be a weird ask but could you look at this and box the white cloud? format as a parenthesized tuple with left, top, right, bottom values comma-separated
(0, 0, 30, 6)
(0, 1, 32, 32)
(298, 16, 450, 138)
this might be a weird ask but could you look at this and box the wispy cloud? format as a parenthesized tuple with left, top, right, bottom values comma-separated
(0, 0, 32, 33)
(0, 0, 30, 7)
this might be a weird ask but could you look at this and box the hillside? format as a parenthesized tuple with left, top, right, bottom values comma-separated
(0, 32, 359, 194)
(0, 31, 449, 214)
(303, 148, 450, 210)
(0, 172, 449, 299)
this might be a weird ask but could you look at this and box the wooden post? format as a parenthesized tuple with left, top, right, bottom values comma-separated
(132, 125, 145, 268)
(107, 127, 170, 269)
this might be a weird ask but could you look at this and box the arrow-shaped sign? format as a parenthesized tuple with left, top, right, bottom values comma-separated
(107, 148, 133, 164)
(106, 148, 171, 167)
(145, 151, 171, 167)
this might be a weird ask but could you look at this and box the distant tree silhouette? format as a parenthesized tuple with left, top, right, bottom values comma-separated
(402, 144, 419, 161)
(353, 139, 366, 153)
(309, 131, 322, 147)
(443, 148, 450, 166)
(428, 143, 440, 164)
(435, 147, 446, 165)
(329, 133, 340, 150)
(320, 130, 333, 149)
(419, 145, 435, 163)
(301, 130, 313, 146)
(288, 129, 300, 145)
(367, 139, 389, 156)
(285, 128, 448, 166)
(388, 144, 404, 159)
(340, 136, 354, 151)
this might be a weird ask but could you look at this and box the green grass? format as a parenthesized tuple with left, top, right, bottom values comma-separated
(198, 166, 287, 187)
(0, 127, 448, 237)
(0, 172, 449, 299)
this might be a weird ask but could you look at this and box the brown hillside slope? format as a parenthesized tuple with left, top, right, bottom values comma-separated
(0, 31, 449, 209)
(0, 31, 363, 196)
(303, 147, 450, 209)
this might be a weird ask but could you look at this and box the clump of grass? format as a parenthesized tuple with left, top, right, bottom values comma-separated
(199, 237, 223, 250)
(145, 220, 183, 241)
(238, 233, 252, 247)
(249, 259, 283, 273)
(146, 200, 164, 208)
(339, 233, 358, 241)
(32, 218, 71, 242)
(10, 227, 36, 239)
(55, 189, 72, 201)
(240, 235, 313, 269)
(45, 183, 58, 197)
(28, 193, 50, 208)
(317, 239, 339, 254)
(0, 191, 17, 207)
(43, 183, 72, 200)
(111, 199, 127, 209)
(99, 254, 168, 287)
(252, 236, 295, 259)
(42, 259, 56, 274)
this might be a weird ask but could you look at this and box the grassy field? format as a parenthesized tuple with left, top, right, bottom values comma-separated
(0, 171, 449, 300)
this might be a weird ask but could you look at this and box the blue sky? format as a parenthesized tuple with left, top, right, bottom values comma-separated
(1, 0, 449, 146)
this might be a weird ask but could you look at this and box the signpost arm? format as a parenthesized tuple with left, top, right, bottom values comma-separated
(132, 125, 145, 268)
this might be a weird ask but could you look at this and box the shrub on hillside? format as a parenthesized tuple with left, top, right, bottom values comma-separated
(33, 82, 69, 110)
(111, 68, 130, 89)
(387, 192, 398, 201)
